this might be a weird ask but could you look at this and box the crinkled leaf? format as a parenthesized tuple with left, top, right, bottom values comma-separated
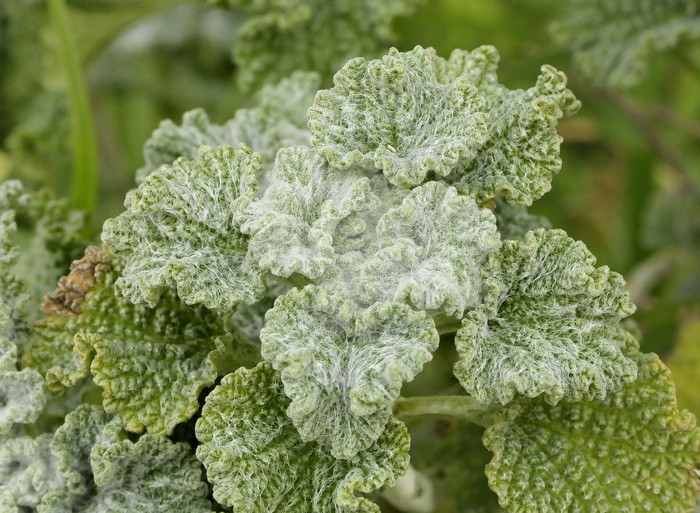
(88, 337, 217, 436)
(231, 0, 425, 91)
(0, 434, 62, 511)
(309, 46, 488, 187)
(103, 144, 266, 310)
(439, 46, 580, 205)
(493, 197, 551, 241)
(454, 229, 638, 405)
(260, 285, 438, 458)
(0, 339, 45, 435)
(136, 71, 319, 183)
(88, 434, 212, 513)
(552, 0, 700, 88)
(230, 277, 288, 343)
(25, 248, 226, 434)
(195, 362, 410, 512)
(352, 181, 500, 317)
(240, 146, 371, 279)
(483, 337, 700, 513)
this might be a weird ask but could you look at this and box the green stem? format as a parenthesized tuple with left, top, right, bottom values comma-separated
(393, 395, 495, 428)
(47, 0, 99, 222)
(268, 272, 315, 290)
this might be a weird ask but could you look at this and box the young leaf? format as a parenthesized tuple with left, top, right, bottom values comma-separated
(102, 144, 265, 310)
(351, 181, 501, 317)
(195, 362, 410, 512)
(454, 229, 637, 405)
(260, 285, 438, 458)
(308, 46, 488, 187)
(239, 146, 371, 279)
(439, 46, 580, 205)
(483, 337, 700, 513)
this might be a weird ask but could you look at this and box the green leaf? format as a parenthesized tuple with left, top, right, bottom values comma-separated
(239, 146, 371, 279)
(454, 229, 637, 405)
(309, 46, 488, 187)
(351, 181, 501, 317)
(230, 0, 425, 91)
(552, 0, 700, 88)
(195, 362, 410, 512)
(483, 338, 700, 513)
(136, 71, 319, 183)
(25, 248, 226, 435)
(102, 144, 266, 310)
(667, 318, 700, 418)
(0, 339, 45, 436)
(439, 46, 580, 205)
(260, 285, 438, 458)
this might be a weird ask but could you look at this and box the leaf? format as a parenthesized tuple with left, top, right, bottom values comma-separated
(239, 146, 371, 279)
(195, 362, 410, 512)
(136, 71, 320, 183)
(309, 46, 488, 187)
(551, 0, 700, 88)
(0, 339, 45, 436)
(439, 46, 580, 205)
(351, 181, 501, 317)
(260, 285, 438, 458)
(230, 0, 425, 90)
(454, 229, 638, 405)
(483, 337, 700, 513)
(667, 317, 700, 418)
(25, 248, 226, 435)
(102, 144, 266, 310)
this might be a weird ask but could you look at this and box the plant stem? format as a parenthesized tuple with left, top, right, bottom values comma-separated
(47, 0, 99, 222)
(393, 395, 495, 428)
(432, 312, 462, 335)
(382, 465, 434, 513)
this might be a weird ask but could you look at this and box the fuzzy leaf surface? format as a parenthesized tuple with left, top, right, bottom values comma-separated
(483, 338, 700, 513)
(454, 229, 637, 405)
(260, 285, 438, 458)
(195, 362, 410, 512)
(103, 144, 265, 310)
(309, 46, 488, 187)
(240, 146, 371, 279)
(353, 181, 500, 317)
(552, 0, 700, 88)
(439, 46, 580, 205)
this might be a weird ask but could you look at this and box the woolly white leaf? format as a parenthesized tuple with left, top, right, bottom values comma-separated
(260, 285, 438, 458)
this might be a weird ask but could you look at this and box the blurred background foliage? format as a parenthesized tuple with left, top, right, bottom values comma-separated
(1, 0, 699, 508)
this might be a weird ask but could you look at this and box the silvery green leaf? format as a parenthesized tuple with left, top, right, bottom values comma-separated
(195, 362, 410, 512)
(309, 46, 488, 187)
(260, 285, 438, 458)
(454, 229, 637, 405)
(103, 145, 266, 310)
(240, 146, 371, 279)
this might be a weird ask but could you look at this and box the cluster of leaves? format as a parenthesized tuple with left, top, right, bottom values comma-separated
(2, 38, 699, 512)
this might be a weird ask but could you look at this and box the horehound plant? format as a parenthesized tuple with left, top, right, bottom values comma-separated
(1, 45, 699, 512)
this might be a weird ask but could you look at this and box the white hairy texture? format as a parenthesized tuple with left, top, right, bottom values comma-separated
(102, 144, 266, 310)
(439, 46, 580, 205)
(239, 146, 371, 279)
(351, 181, 501, 317)
(195, 362, 410, 512)
(454, 229, 638, 405)
(0, 339, 45, 436)
(308, 46, 488, 187)
(260, 286, 439, 459)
